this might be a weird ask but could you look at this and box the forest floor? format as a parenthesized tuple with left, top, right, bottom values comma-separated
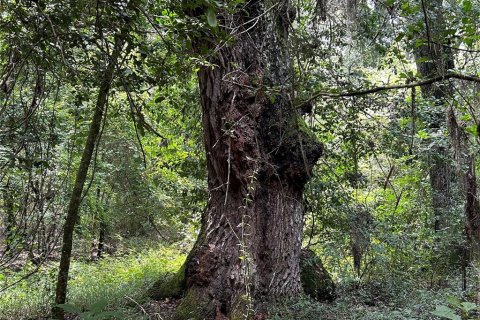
(0, 242, 478, 320)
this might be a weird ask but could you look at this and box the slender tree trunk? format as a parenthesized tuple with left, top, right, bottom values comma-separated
(97, 220, 107, 259)
(416, 0, 480, 265)
(449, 111, 480, 261)
(2, 182, 15, 256)
(52, 61, 115, 319)
(52, 9, 135, 315)
(177, 2, 322, 319)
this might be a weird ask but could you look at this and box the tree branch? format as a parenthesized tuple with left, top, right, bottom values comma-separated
(297, 72, 480, 108)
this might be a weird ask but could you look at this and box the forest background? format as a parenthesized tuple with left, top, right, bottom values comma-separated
(0, 0, 479, 319)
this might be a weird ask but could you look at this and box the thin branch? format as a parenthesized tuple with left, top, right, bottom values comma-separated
(297, 72, 480, 107)
(434, 41, 480, 54)
(420, 0, 432, 51)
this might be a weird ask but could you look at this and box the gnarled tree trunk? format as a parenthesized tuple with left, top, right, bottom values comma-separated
(177, 1, 322, 319)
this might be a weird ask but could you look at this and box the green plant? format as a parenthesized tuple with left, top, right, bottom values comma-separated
(56, 299, 135, 320)
(431, 296, 479, 320)
(0, 246, 185, 319)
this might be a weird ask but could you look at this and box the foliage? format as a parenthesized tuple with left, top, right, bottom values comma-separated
(0, 0, 480, 318)
(0, 245, 185, 319)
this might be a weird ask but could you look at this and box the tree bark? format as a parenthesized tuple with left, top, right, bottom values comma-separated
(177, 2, 322, 319)
(52, 58, 116, 320)
(96, 187, 107, 259)
(414, 0, 454, 232)
(464, 154, 480, 260)
(448, 111, 480, 261)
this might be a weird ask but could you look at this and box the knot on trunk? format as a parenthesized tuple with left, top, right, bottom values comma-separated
(258, 101, 322, 186)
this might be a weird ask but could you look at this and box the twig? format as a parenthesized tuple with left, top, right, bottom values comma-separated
(296, 72, 480, 108)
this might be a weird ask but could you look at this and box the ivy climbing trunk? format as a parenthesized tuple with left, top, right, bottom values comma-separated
(176, 1, 322, 319)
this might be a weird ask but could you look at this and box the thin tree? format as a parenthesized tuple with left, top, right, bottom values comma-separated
(52, 1, 139, 318)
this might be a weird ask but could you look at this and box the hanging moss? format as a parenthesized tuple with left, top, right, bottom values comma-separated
(296, 116, 318, 142)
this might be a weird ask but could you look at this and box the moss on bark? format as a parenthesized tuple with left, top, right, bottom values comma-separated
(296, 116, 317, 142)
(300, 249, 335, 301)
(148, 264, 186, 300)
(174, 287, 214, 320)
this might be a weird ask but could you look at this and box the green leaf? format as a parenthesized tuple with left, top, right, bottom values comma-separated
(395, 32, 405, 42)
(430, 305, 461, 320)
(460, 301, 477, 312)
(465, 124, 477, 135)
(206, 8, 217, 27)
(89, 299, 108, 312)
(463, 0, 472, 12)
(415, 57, 430, 64)
(417, 130, 429, 139)
(446, 296, 462, 307)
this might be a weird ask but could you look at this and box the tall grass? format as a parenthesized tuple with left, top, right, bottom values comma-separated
(0, 246, 185, 319)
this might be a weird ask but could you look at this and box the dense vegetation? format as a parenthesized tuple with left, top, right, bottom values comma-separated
(0, 0, 479, 319)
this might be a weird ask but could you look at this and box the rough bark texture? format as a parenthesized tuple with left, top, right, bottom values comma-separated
(464, 158, 480, 260)
(414, 0, 453, 232)
(448, 111, 480, 260)
(177, 1, 322, 319)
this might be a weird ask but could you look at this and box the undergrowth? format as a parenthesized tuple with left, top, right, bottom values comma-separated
(0, 246, 185, 320)
(270, 269, 480, 320)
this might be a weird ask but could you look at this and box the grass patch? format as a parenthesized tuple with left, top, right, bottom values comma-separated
(0, 246, 185, 320)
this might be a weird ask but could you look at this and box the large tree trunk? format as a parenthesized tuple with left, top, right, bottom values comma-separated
(464, 160, 480, 259)
(177, 1, 322, 319)
(414, 0, 454, 232)
(449, 111, 480, 261)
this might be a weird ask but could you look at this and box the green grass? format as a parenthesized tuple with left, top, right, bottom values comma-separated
(0, 246, 185, 320)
